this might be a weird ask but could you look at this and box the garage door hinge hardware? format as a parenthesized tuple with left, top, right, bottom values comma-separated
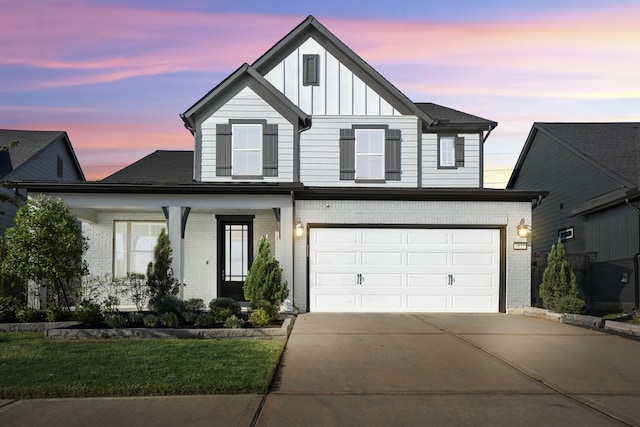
(447, 274, 455, 286)
(356, 273, 365, 286)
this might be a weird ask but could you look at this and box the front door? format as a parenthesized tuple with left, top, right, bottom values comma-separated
(217, 216, 254, 301)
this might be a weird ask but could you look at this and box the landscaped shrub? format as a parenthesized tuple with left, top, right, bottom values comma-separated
(539, 239, 586, 314)
(127, 311, 144, 326)
(160, 312, 179, 328)
(15, 307, 39, 323)
(209, 297, 241, 323)
(194, 313, 214, 327)
(149, 295, 184, 316)
(182, 311, 198, 325)
(146, 228, 179, 300)
(184, 298, 205, 313)
(243, 235, 288, 319)
(0, 296, 21, 320)
(75, 300, 103, 325)
(143, 314, 159, 328)
(46, 304, 64, 322)
(248, 308, 271, 328)
(224, 314, 245, 329)
(123, 273, 148, 311)
(105, 313, 127, 328)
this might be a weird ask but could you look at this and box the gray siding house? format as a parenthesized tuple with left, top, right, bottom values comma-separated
(14, 16, 543, 313)
(508, 122, 640, 311)
(0, 130, 85, 234)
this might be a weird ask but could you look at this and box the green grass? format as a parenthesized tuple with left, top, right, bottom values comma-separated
(0, 332, 285, 398)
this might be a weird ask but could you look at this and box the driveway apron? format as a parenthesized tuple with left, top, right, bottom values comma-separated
(257, 313, 640, 426)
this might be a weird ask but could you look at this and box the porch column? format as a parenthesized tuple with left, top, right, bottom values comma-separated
(279, 206, 294, 300)
(163, 206, 190, 299)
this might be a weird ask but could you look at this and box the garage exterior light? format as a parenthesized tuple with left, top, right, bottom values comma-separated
(295, 219, 304, 237)
(516, 218, 530, 238)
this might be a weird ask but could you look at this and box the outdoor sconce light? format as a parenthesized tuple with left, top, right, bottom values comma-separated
(516, 218, 531, 238)
(295, 219, 304, 237)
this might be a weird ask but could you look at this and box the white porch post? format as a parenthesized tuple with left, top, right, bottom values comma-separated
(279, 206, 294, 300)
(165, 206, 188, 299)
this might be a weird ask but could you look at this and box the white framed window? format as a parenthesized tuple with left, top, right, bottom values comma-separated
(439, 136, 455, 168)
(232, 124, 262, 176)
(355, 129, 385, 180)
(114, 221, 165, 277)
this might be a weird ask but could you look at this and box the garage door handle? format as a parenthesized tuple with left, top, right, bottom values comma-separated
(448, 274, 455, 286)
(356, 274, 365, 286)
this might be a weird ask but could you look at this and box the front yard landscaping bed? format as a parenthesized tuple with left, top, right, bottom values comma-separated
(0, 332, 286, 399)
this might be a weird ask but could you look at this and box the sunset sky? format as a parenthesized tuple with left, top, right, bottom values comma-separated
(1, 0, 638, 187)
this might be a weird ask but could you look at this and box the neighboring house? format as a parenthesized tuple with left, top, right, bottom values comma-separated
(0, 130, 85, 234)
(508, 122, 640, 311)
(14, 16, 544, 313)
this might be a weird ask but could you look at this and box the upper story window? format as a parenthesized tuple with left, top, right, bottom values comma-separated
(56, 156, 63, 178)
(113, 221, 165, 277)
(355, 129, 384, 180)
(232, 124, 262, 176)
(303, 54, 320, 86)
(215, 120, 278, 178)
(339, 126, 401, 182)
(438, 135, 465, 169)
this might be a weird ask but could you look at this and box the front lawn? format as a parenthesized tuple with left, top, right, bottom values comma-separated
(0, 332, 285, 398)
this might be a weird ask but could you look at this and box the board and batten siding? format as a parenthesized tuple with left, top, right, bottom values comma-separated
(421, 133, 481, 188)
(299, 115, 419, 187)
(511, 132, 621, 255)
(199, 86, 295, 182)
(264, 37, 400, 117)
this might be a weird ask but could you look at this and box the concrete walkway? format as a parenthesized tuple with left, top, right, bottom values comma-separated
(256, 313, 640, 426)
(2, 313, 640, 426)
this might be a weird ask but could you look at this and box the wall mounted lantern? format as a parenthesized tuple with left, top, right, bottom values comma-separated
(516, 218, 531, 238)
(295, 219, 304, 237)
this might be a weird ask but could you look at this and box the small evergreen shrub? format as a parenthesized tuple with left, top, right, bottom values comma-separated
(46, 305, 64, 322)
(16, 307, 39, 323)
(160, 312, 179, 328)
(252, 300, 279, 322)
(224, 314, 245, 329)
(539, 240, 586, 314)
(209, 297, 241, 324)
(143, 314, 159, 328)
(149, 295, 184, 316)
(146, 228, 180, 300)
(181, 311, 198, 325)
(105, 313, 127, 328)
(75, 300, 103, 325)
(184, 298, 205, 313)
(127, 311, 144, 326)
(194, 313, 214, 327)
(248, 308, 271, 328)
(244, 236, 288, 311)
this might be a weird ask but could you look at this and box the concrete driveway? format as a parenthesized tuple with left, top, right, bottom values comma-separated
(257, 313, 640, 426)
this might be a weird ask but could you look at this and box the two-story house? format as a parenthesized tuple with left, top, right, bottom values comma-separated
(16, 16, 544, 313)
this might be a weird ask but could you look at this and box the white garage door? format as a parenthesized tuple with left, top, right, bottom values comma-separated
(309, 228, 501, 313)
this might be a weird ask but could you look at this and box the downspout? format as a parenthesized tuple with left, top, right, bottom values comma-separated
(625, 199, 640, 309)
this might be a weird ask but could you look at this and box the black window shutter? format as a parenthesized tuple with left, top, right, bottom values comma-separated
(216, 123, 232, 176)
(339, 128, 355, 180)
(455, 136, 465, 167)
(263, 124, 278, 177)
(385, 128, 401, 180)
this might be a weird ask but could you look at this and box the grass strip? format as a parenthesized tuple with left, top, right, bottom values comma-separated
(0, 332, 284, 398)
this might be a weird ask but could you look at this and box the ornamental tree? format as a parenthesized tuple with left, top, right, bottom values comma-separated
(244, 235, 289, 316)
(539, 239, 586, 314)
(146, 228, 179, 302)
(3, 194, 88, 311)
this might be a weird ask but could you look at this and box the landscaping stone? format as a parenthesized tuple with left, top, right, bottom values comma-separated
(45, 316, 294, 340)
(0, 321, 79, 332)
(605, 320, 640, 337)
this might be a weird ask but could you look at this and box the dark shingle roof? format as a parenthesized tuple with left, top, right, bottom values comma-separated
(102, 150, 194, 184)
(415, 103, 497, 129)
(535, 123, 640, 187)
(0, 129, 66, 178)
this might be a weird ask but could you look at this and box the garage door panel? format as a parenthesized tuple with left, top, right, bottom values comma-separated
(407, 273, 448, 287)
(362, 252, 403, 266)
(309, 228, 500, 313)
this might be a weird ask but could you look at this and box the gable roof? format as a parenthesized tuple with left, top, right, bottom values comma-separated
(508, 122, 640, 189)
(0, 129, 85, 180)
(251, 16, 435, 128)
(102, 150, 194, 184)
(181, 63, 311, 132)
(415, 103, 497, 131)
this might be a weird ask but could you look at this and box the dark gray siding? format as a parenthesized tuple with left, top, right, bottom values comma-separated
(511, 132, 621, 255)
(8, 140, 82, 181)
(585, 206, 639, 262)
